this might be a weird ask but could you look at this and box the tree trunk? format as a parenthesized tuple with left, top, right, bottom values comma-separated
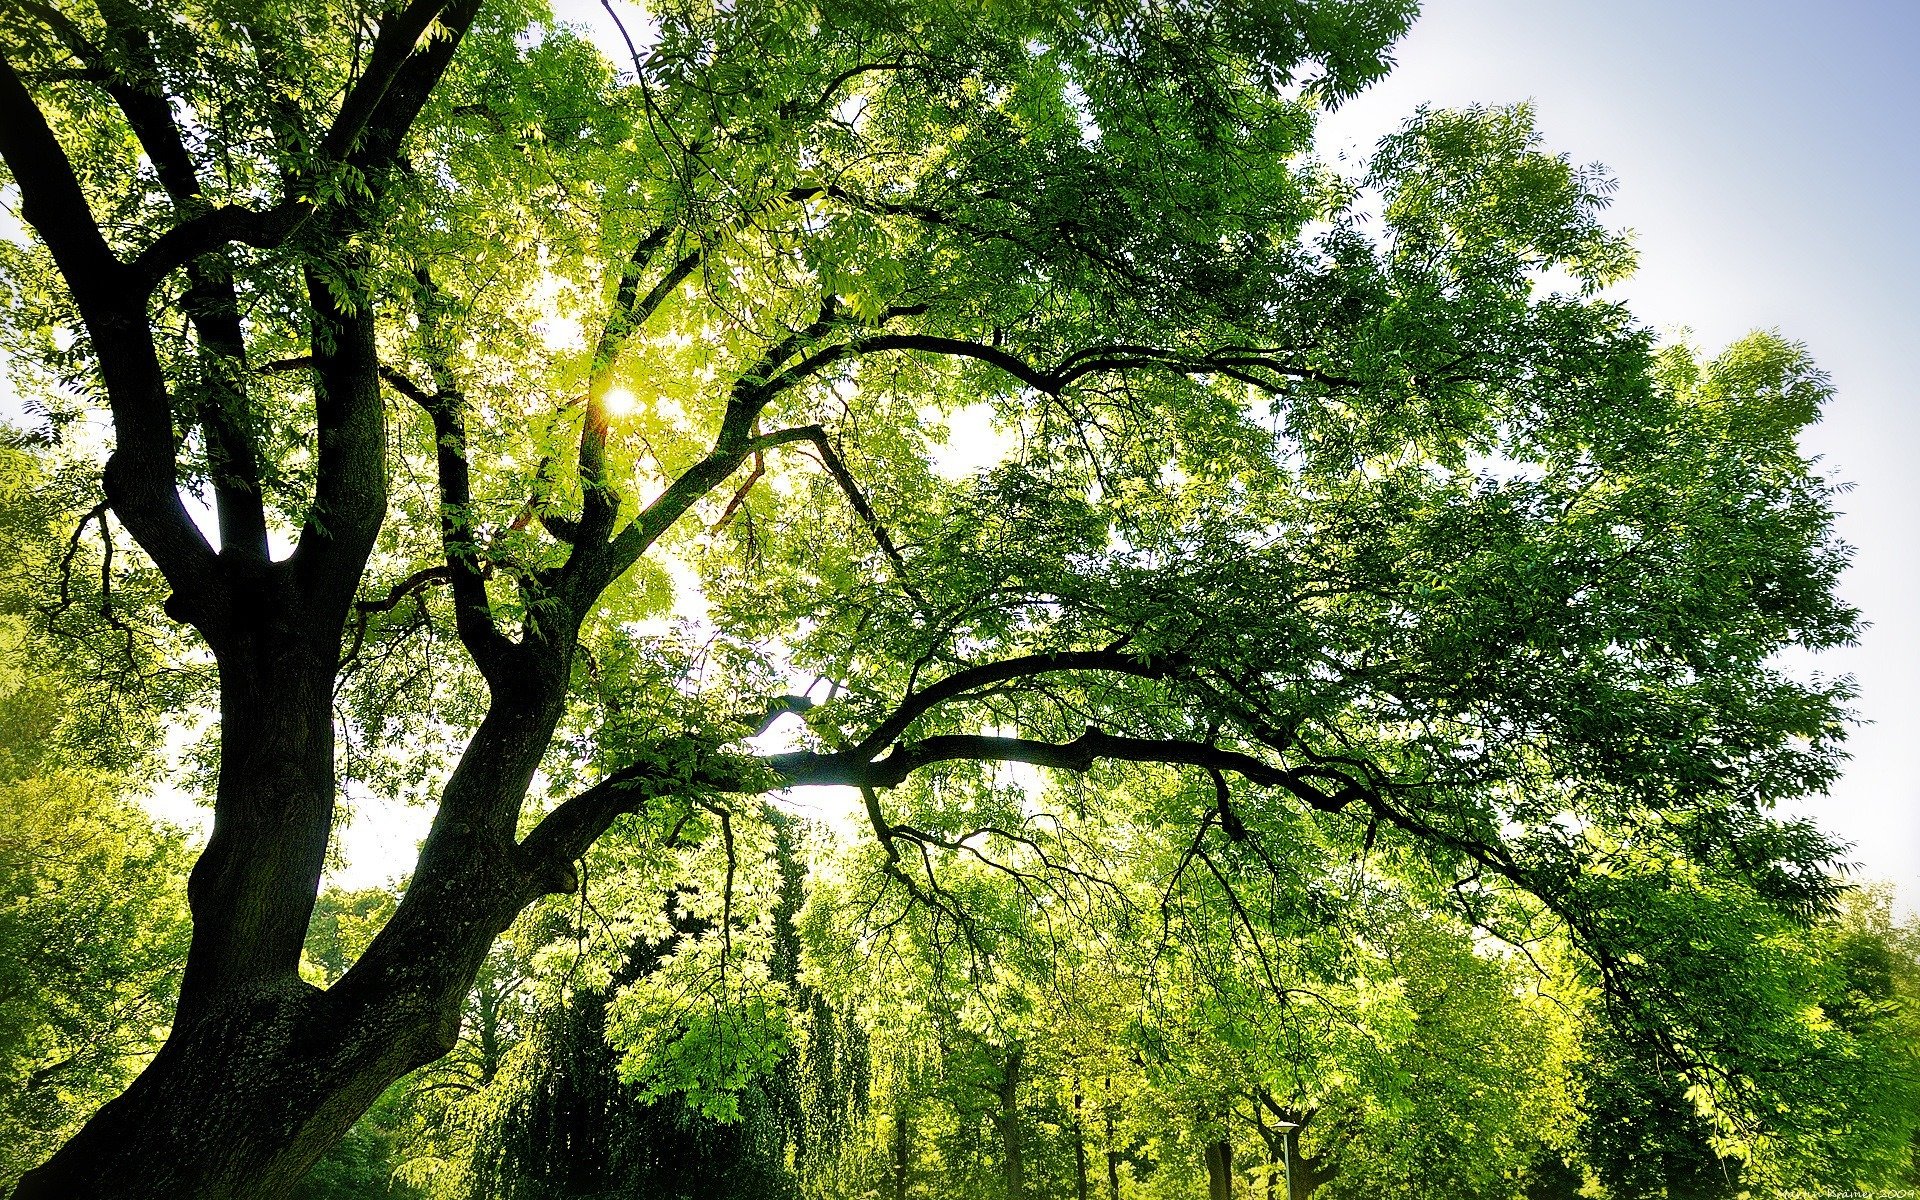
(1206, 1137, 1234, 1200)
(13, 979, 435, 1198)
(892, 1097, 911, 1200)
(1284, 1128, 1335, 1200)
(13, 824, 538, 1199)
(1073, 1083, 1089, 1200)
(1105, 1081, 1122, 1200)
(12, 639, 562, 1198)
(997, 1045, 1025, 1200)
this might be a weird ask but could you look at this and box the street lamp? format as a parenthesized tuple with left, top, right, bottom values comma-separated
(1270, 1121, 1299, 1200)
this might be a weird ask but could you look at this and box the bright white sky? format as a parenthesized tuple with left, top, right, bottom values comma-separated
(10, 1, 1913, 910)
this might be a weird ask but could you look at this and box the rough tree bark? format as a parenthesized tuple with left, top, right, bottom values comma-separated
(997, 1044, 1027, 1200)
(1206, 1136, 1235, 1200)
(892, 1098, 911, 1200)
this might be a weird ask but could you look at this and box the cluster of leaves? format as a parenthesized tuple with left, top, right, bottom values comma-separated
(0, 436, 192, 1186)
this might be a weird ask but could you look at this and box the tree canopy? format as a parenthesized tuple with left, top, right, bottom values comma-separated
(0, 0, 1909, 1196)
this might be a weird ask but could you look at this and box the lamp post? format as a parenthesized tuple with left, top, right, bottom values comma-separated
(1271, 1121, 1299, 1200)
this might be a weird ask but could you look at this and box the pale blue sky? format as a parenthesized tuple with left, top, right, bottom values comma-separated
(1313, 0, 1920, 909)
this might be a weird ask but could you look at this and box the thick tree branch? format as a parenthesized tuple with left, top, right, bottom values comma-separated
(740, 694, 816, 736)
(850, 648, 1181, 757)
(520, 723, 1350, 888)
(858, 333, 1058, 393)
(318, 0, 461, 164)
(574, 231, 684, 548)
(290, 264, 389, 625)
(385, 371, 514, 679)
(767, 727, 1350, 798)
(595, 301, 845, 584)
(854, 334, 1361, 396)
(0, 54, 124, 291)
(93, 0, 271, 564)
(130, 201, 311, 286)
(130, 0, 480, 286)
(0, 51, 222, 615)
(749, 424, 920, 599)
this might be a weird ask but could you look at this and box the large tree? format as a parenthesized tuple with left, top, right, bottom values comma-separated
(0, 0, 1860, 1195)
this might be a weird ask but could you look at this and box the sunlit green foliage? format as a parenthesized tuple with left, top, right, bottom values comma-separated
(0, 0, 1910, 1193)
(0, 438, 191, 1187)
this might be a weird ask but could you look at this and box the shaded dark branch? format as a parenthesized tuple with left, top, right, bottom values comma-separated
(575, 230, 689, 547)
(338, 566, 451, 670)
(858, 334, 1058, 393)
(1252, 1090, 1315, 1131)
(290, 258, 390, 624)
(47, 501, 110, 617)
(130, 200, 310, 286)
(696, 798, 737, 974)
(0, 52, 221, 610)
(0, 56, 128, 290)
(598, 0, 648, 78)
(851, 649, 1178, 758)
(783, 61, 906, 120)
(92, 0, 270, 563)
(386, 372, 513, 679)
(710, 449, 764, 532)
(131, 0, 480, 285)
(5, 0, 98, 65)
(95, 509, 136, 660)
(521, 724, 1338, 904)
(624, 243, 705, 343)
(1158, 807, 1216, 947)
(177, 277, 268, 563)
(888, 819, 1124, 909)
(1057, 352, 1357, 392)
(574, 203, 793, 552)
(1192, 841, 1289, 999)
(769, 727, 1350, 802)
(853, 334, 1363, 398)
(377, 364, 433, 407)
(591, 183, 849, 387)
(859, 785, 991, 967)
(44, 500, 141, 669)
(339, 0, 481, 175)
(749, 424, 919, 599)
(518, 753, 705, 880)
(755, 339, 855, 398)
(318, 0, 458, 163)
(356, 564, 451, 617)
(89, 0, 204, 201)
(738, 694, 815, 736)
(598, 302, 843, 581)
(1208, 766, 1250, 842)
(503, 455, 578, 543)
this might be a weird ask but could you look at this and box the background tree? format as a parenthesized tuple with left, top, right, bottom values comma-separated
(0, 699, 192, 1189)
(0, 0, 1882, 1195)
(0, 435, 192, 1188)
